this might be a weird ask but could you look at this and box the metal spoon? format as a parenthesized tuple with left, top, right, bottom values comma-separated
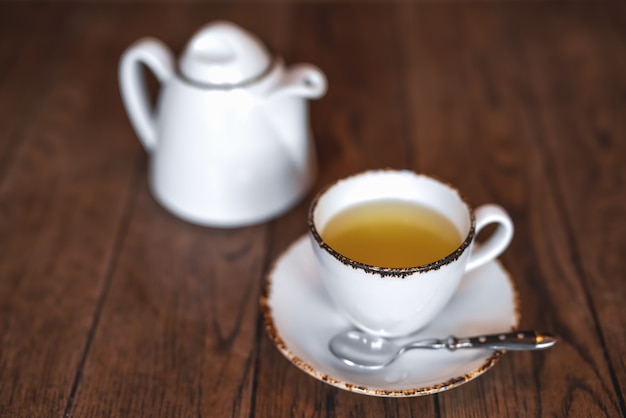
(329, 329, 557, 370)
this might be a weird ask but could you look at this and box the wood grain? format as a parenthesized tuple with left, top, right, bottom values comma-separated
(519, 2, 626, 408)
(0, 2, 624, 417)
(401, 3, 625, 416)
(0, 4, 139, 417)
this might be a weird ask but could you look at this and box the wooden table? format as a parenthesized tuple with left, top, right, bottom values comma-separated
(1, 1, 624, 417)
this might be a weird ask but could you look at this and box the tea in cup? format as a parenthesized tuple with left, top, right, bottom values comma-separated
(308, 169, 514, 337)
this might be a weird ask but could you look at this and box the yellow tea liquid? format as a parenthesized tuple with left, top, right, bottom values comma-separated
(321, 200, 462, 268)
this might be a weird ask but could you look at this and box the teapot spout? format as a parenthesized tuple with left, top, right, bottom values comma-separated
(272, 64, 327, 99)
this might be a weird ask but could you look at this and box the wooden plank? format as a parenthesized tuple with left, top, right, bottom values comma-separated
(0, 5, 68, 173)
(400, 2, 624, 417)
(68, 4, 296, 417)
(518, 0, 626, 407)
(252, 3, 435, 417)
(0, 4, 140, 417)
(70, 182, 269, 417)
(285, 3, 413, 186)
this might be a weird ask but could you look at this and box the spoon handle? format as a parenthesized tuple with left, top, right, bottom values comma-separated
(447, 330, 557, 351)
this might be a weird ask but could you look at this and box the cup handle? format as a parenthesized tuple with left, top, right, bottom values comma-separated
(465, 204, 514, 272)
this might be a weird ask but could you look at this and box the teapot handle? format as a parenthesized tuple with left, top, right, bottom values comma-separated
(119, 38, 174, 152)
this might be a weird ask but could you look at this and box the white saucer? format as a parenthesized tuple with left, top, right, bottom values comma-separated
(261, 235, 520, 397)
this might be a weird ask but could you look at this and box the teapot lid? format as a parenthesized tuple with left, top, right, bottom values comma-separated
(179, 21, 272, 86)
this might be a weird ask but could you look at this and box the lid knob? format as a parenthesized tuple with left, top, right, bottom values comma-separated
(179, 21, 272, 86)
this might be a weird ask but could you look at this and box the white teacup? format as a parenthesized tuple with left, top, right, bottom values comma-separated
(308, 170, 514, 337)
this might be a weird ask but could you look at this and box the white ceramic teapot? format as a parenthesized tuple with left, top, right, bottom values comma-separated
(119, 21, 327, 227)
